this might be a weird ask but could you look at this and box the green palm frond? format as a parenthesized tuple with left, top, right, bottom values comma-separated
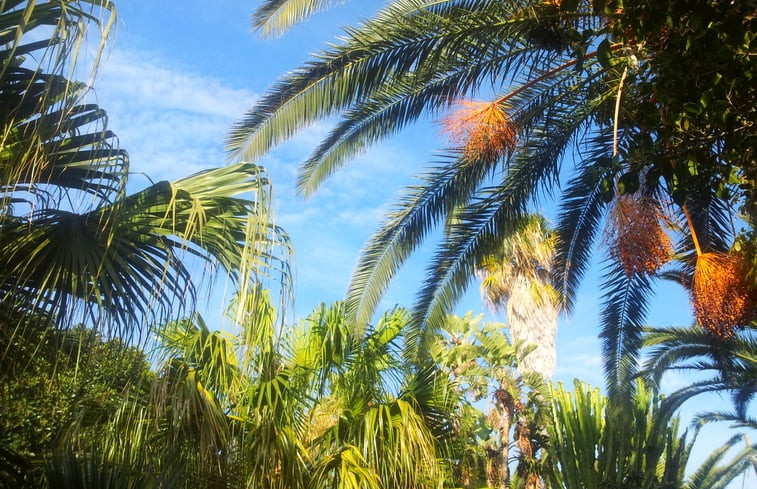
(345, 152, 496, 329)
(599, 264, 654, 401)
(252, 0, 342, 37)
(0, 1, 119, 199)
(0, 162, 292, 341)
(227, 0, 587, 166)
(684, 433, 757, 489)
(553, 133, 614, 312)
(643, 324, 757, 419)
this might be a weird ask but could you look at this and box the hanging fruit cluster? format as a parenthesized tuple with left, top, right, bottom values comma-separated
(691, 252, 756, 339)
(606, 195, 672, 277)
(441, 100, 517, 160)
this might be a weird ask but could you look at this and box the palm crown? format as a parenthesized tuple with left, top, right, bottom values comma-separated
(231, 0, 756, 394)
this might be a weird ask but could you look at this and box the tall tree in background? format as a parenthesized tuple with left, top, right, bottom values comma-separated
(431, 313, 550, 489)
(477, 214, 557, 378)
(236, 0, 756, 395)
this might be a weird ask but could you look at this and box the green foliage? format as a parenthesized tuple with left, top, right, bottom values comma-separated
(0, 0, 293, 353)
(542, 379, 756, 489)
(0, 325, 152, 485)
(643, 323, 757, 424)
(430, 313, 551, 488)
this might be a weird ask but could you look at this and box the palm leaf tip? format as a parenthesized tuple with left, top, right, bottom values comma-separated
(692, 252, 756, 339)
(440, 100, 517, 161)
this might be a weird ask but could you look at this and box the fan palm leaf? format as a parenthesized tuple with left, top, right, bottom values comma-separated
(0, 162, 293, 339)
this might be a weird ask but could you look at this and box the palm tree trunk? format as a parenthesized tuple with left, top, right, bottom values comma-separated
(507, 275, 558, 378)
(495, 386, 516, 489)
(499, 409, 511, 489)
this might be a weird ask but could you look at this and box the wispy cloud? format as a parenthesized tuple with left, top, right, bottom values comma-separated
(92, 48, 257, 181)
(88, 44, 461, 320)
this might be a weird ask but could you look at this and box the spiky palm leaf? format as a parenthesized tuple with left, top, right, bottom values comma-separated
(643, 323, 757, 421)
(542, 379, 756, 489)
(252, 0, 343, 37)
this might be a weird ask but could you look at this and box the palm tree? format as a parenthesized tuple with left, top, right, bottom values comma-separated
(477, 214, 557, 379)
(431, 313, 549, 489)
(47, 299, 454, 489)
(231, 0, 756, 394)
(0, 1, 294, 361)
(642, 323, 757, 427)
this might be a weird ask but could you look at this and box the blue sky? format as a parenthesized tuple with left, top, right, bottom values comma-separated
(87, 2, 754, 483)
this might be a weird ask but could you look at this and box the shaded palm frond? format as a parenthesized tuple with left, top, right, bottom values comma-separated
(345, 151, 498, 330)
(643, 324, 757, 419)
(599, 263, 655, 401)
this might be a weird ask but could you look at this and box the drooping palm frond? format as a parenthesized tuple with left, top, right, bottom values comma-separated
(683, 433, 757, 489)
(598, 263, 655, 400)
(552, 148, 614, 313)
(643, 324, 757, 420)
(345, 151, 498, 329)
(407, 74, 611, 357)
(252, 0, 344, 37)
(227, 0, 596, 169)
(0, 1, 121, 206)
(0, 162, 293, 346)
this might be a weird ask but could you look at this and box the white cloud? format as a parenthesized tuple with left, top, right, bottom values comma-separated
(90, 48, 258, 181)
(97, 49, 256, 118)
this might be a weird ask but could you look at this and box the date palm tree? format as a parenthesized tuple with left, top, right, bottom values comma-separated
(233, 0, 755, 397)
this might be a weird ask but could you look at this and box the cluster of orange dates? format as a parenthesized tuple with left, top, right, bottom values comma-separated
(442, 100, 754, 339)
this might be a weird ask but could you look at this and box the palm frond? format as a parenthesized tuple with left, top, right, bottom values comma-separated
(0, 162, 292, 344)
(599, 263, 655, 401)
(252, 0, 342, 37)
(643, 324, 757, 418)
(685, 433, 757, 489)
(345, 152, 497, 329)
(553, 135, 614, 312)
(226, 0, 577, 163)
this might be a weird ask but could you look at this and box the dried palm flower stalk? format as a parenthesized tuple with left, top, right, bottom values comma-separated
(441, 100, 517, 159)
(692, 252, 755, 339)
(605, 195, 673, 276)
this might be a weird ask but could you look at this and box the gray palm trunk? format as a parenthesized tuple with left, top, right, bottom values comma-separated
(506, 275, 558, 379)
